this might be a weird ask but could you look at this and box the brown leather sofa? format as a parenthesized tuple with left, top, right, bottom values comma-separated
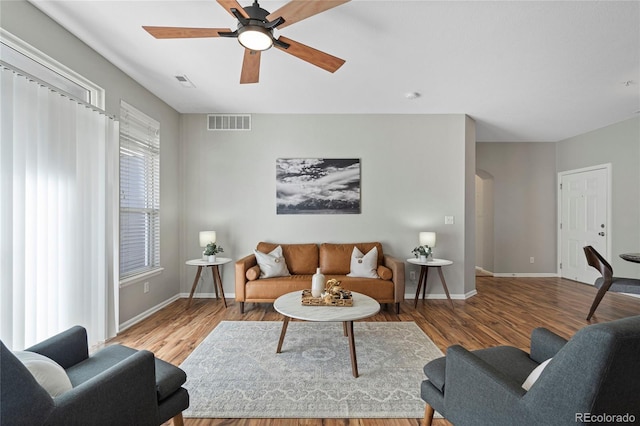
(235, 242, 405, 314)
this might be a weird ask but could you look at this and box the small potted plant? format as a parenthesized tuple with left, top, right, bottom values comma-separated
(412, 245, 432, 262)
(204, 242, 224, 262)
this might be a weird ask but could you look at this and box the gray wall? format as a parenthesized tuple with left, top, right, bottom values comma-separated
(476, 142, 557, 274)
(556, 117, 640, 279)
(180, 114, 477, 299)
(1, 1, 183, 325)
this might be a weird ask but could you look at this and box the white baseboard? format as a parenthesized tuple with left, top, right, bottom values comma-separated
(493, 273, 558, 278)
(179, 292, 237, 299)
(404, 290, 477, 300)
(118, 294, 181, 332)
(475, 266, 494, 276)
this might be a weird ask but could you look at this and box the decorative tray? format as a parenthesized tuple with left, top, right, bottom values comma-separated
(301, 289, 353, 307)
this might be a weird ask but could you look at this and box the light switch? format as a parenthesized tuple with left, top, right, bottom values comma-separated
(445, 215, 454, 224)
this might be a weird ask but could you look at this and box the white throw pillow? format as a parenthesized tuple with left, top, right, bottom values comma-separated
(347, 246, 380, 279)
(254, 245, 291, 278)
(522, 358, 552, 391)
(14, 350, 73, 397)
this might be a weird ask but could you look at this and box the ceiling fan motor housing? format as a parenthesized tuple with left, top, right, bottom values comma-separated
(231, 1, 289, 50)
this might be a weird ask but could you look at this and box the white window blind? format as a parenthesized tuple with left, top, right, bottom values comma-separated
(119, 101, 160, 280)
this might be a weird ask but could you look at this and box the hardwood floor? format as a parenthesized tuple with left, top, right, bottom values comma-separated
(110, 276, 640, 426)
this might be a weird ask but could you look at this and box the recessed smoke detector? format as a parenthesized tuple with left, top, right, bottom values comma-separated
(175, 74, 196, 88)
(405, 92, 421, 100)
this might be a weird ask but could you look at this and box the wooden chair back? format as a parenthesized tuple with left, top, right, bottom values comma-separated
(583, 245, 613, 281)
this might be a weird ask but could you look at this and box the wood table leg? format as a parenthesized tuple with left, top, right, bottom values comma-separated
(422, 266, 429, 300)
(346, 321, 358, 378)
(187, 266, 203, 308)
(414, 266, 426, 308)
(276, 316, 290, 353)
(437, 266, 454, 309)
(210, 266, 219, 300)
(343, 321, 348, 337)
(212, 265, 227, 308)
(423, 404, 435, 426)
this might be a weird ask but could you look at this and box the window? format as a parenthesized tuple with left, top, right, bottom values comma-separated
(119, 101, 160, 281)
(1, 31, 117, 348)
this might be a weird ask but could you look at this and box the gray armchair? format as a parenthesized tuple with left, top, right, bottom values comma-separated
(1, 326, 189, 426)
(421, 315, 640, 426)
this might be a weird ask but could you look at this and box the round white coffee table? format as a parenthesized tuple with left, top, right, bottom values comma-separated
(273, 291, 380, 378)
(407, 258, 454, 309)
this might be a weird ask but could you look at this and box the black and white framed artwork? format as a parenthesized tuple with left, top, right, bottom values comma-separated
(276, 158, 361, 214)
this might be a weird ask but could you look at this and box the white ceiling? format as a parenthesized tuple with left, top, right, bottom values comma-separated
(29, 0, 640, 142)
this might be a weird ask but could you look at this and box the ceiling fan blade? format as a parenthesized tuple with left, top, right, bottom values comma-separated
(275, 36, 345, 73)
(240, 49, 261, 84)
(267, 0, 350, 30)
(217, 0, 250, 19)
(143, 26, 232, 39)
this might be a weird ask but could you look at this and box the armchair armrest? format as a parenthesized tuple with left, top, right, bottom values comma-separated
(25, 326, 88, 369)
(50, 350, 160, 426)
(235, 254, 257, 302)
(529, 327, 568, 363)
(445, 345, 527, 423)
(383, 255, 405, 302)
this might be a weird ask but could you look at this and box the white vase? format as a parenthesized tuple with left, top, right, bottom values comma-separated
(419, 255, 428, 262)
(311, 267, 325, 298)
(208, 255, 216, 262)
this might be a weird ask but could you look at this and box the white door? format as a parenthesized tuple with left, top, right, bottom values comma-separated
(559, 166, 609, 284)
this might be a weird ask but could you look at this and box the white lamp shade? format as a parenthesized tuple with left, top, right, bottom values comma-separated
(419, 232, 436, 248)
(238, 26, 273, 51)
(199, 231, 216, 247)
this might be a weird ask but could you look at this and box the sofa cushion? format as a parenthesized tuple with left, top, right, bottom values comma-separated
(14, 350, 73, 397)
(347, 246, 380, 278)
(522, 358, 552, 391)
(65, 344, 186, 401)
(320, 243, 384, 274)
(254, 245, 290, 278)
(257, 242, 318, 275)
(377, 265, 393, 280)
(246, 265, 261, 281)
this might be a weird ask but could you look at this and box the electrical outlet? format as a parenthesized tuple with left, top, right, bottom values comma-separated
(530, 257, 535, 264)
(143, 282, 150, 293)
(445, 215, 454, 224)
(409, 271, 416, 281)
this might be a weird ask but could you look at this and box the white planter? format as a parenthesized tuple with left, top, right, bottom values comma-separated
(419, 255, 428, 262)
(208, 255, 217, 262)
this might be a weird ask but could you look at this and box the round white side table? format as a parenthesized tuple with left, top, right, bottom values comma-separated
(407, 258, 454, 309)
(185, 258, 232, 308)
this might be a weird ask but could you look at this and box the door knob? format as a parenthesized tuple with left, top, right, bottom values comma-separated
(598, 232, 605, 236)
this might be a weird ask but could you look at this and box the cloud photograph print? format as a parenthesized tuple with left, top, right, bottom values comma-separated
(276, 158, 361, 215)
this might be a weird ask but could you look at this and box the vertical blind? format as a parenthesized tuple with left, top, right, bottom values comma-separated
(0, 65, 118, 349)
(119, 101, 160, 280)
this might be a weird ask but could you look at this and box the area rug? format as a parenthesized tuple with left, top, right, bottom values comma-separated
(180, 321, 443, 418)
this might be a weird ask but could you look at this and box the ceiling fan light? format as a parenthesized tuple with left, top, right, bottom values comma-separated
(237, 25, 273, 51)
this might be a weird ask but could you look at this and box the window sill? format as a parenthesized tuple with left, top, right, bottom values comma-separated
(119, 267, 164, 288)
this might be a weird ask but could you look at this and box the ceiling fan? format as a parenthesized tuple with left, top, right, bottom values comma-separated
(143, 0, 350, 84)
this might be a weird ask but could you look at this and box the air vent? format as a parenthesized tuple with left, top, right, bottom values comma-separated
(207, 114, 251, 131)
(174, 74, 196, 88)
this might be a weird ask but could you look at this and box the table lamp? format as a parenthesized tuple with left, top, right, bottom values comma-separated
(199, 231, 216, 259)
(419, 232, 436, 260)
